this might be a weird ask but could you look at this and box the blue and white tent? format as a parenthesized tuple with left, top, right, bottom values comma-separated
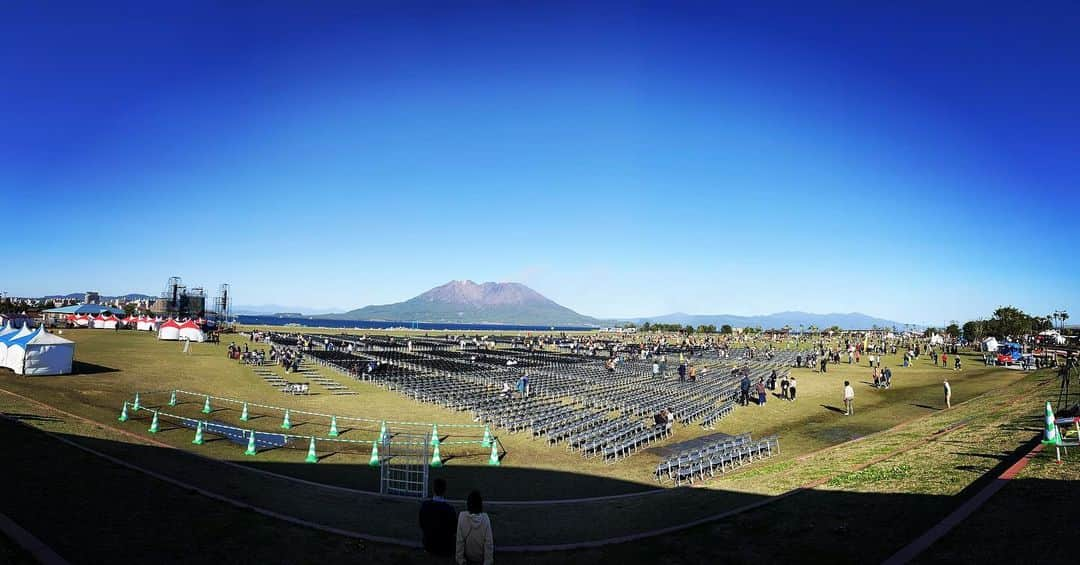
(3, 325, 75, 375)
(0, 322, 33, 364)
(0, 321, 17, 341)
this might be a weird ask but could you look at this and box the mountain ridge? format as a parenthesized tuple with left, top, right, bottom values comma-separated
(317, 280, 601, 326)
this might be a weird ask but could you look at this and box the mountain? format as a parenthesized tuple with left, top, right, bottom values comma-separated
(636, 311, 916, 331)
(41, 292, 153, 301)
(319, 280, 601, 326)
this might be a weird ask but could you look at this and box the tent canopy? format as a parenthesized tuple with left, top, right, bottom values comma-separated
(44, 304, 125, 315)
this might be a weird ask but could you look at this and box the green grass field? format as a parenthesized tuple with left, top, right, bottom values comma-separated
(0, 328, 1075, 563)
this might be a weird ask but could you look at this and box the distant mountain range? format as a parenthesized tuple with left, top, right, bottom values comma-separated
(41, 293, 154, 301)
(233, 304, 342, 316)
(315, 280, 601, 326)
(634, 311, 916, 331)
(312, 281, 916, 330)
(32, 284, 917, 330)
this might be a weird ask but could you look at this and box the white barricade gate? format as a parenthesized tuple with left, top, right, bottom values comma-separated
(379, 429, 430, 498)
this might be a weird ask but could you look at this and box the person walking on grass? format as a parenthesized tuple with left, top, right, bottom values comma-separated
(456, 491, 494, 565)
(788, 376, 797, 401)
(954, 356, 961, 371)
(419, 478, 457, 559)
(944, 378, 952, 409)
(843, 380, 854, 415)
(740, 373, 751, 406)
(755, 378, 767, 406)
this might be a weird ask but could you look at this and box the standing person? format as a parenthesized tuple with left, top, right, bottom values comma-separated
(652, 359, 660, 378)
(419, 478, 457, 559)
(456, 491, 494, 565)
(740, 373, 751, 406)
(944, 378, 952, 409)
(755, 378, 767, 406)
(954, 356, 961, 371)
(788, 375, 797, 401)
(780, 373, 789, 399)
(843, 381, 855, 416)
(942, 352, 947, 369)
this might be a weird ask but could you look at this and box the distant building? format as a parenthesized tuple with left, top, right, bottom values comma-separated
(85, 291, 100, 304)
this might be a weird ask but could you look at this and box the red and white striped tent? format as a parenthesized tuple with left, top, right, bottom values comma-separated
(157, 318, 181, 340)
(100, 314, 120, 329)
(178, 319, 205, 342)
(91, 314, 106, 329)
(136, 315, 158, 332)
(73, 314, 90, 327)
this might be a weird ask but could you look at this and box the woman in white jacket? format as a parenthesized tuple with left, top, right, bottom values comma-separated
(456, 491, 494, 565)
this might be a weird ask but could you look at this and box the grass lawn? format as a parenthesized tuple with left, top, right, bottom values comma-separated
(0, 329, 1025, 498)
(0, 328, 1069, 559)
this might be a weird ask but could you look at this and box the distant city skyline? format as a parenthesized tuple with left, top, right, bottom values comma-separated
(3, 3, 1077, 325)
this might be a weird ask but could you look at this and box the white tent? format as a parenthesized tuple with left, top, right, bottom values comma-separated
(157, 318, 181, 340)
(91, 314, 106, 329)
(0, 323, 35, 368)
(178, 319, 205, 342)
(0, 322, 18, 364)
(929, 334, 945, 346)
(4, 325, 75, 375)
(136, 315, 156, 331)
(74, 314, 90, 327)
(982, 337, 999, 352)
(1038, 330, 1066, 345)
(101, 315, 120, 329)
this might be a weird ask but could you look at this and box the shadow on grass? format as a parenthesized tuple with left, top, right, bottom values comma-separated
(0, 412, 64, 423)
(70, 361, 120, 375)
(821, 404, 846, 414)
(910, 403, 941, 411)
(6, 416, 1073, 565)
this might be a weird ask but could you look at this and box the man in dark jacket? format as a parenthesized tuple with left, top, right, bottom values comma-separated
(739, 374, 751, 406)
(419, 478, 456, 557)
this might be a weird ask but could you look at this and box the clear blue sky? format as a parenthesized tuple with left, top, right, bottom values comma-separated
(2, 1, 1077, 325)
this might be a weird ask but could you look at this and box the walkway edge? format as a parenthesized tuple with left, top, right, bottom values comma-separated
(881, 439, 1045, 565)
(0, 510, 71, 565)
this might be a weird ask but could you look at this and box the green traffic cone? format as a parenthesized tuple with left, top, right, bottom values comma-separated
(305, 436, 318, 464)
(430, 441, 442, 468)
(201, 395, 212, 414)
(281, 410, 292, 430)
(488, 438, 501, 466)
(1043, 401, 1063, 446)
(118, 402, 129, 422)
(244, 430, 257, 456)
(192, 421, 204, 445)
(328, 416, 339, 437)
(481, 425, 492, 448)
(368, 441, 380, 467)
(133, 393, 141, 412)
(430, 424, 439, 446)
(240, 402, 249, 422)
(148, 411, 159, 434)
(168, 390, 177, 407)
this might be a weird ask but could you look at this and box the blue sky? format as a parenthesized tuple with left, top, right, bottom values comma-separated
(2, 1, 1077, 325)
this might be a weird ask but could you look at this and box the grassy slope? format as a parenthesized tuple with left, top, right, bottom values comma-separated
(0, 329, 1074, 562)
(0, 330, 1026, 499)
